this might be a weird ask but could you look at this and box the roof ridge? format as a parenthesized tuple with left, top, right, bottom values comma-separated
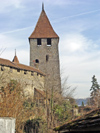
(0, 57, 11, 62)
(0, 57, 45, 75)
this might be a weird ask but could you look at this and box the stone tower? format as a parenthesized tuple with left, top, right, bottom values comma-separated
(29, 5, 61, 91)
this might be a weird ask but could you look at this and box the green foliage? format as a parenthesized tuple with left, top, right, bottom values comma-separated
(23, 101, 30, 108)
(90, 75, 100, 107)
(8, 80, 20, 92)
(54, 105, 64, 120)
(74, 104, 78, 108)
(54, 100, 72, 122)
(90, 75, 100, 92)
(24, 119, 40, 133)
(23, 100, 34, 109)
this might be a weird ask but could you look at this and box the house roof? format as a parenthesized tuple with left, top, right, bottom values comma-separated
(54, 108, 100, 132)
(0, 57, 45, 76)
(29, 8, 59, 39)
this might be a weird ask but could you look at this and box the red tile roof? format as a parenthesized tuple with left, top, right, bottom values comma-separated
(12, 55, 19, 63)
(0, 57, 45, 76)
(54, 108, 100, 132)
(29, 10, 59, 39)
(0, 58, 16, 68)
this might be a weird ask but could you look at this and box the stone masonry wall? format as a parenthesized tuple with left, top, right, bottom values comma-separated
(30, 38, 61, 92)
(0, 65, 45, 99)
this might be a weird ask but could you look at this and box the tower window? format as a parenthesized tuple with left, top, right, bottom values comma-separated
(35, 59, 39, 63)
(37, 39, 41, 45)
(47, 38, 51, 46)
(46, 55, 49, 62)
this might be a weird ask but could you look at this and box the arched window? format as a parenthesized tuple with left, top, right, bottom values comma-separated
(35, 59, 39, 63)
(46, 55, 49, 62)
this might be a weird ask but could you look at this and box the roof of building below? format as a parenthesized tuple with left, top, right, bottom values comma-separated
(29, 9, 59, 39)
(0, 57, 45, 76)
(54, 108, 100, 132)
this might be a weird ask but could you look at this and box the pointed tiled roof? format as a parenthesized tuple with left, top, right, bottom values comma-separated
(29, 8, 59, 39)
(12, 50, 19, 63)
(12, 55, 19, 63)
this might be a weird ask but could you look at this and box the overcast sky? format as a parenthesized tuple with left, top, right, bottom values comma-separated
(0, 0, 100, 98)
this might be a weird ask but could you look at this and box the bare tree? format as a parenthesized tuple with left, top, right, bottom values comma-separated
(0, 46, 6, 56)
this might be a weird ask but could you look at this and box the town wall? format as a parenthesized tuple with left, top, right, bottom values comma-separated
(0, 65, 45, 99)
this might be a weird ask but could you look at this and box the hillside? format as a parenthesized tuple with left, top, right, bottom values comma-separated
(75, 98, 90, 106)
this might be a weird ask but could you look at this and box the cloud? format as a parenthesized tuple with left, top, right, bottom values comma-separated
(62, 9, 100, 19)
(0, 34, 29, 65)
(60, 53, 100, 98)
(60, 33, 96, 54)
(0, 26, 33, 35)
(52, 8, 100, 26)
(0, 34, 25, 48)
(0, 0, 71, 13)
(44, 0, 84, 6)
(46, 0, 72, 6)
(59, 32, 100, 98)
(0, 0, 24, 13)
(0, 49, 29, 65)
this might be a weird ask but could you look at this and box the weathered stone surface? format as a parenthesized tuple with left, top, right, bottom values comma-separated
(0, 117, 15, 133)
(30, 38, 61, 92)
(0, 65, 45, 99)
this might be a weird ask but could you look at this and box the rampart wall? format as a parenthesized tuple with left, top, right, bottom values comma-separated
(0, 65, 45, 99)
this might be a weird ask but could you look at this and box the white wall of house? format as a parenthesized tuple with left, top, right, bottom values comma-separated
(0, 117, 15, 133)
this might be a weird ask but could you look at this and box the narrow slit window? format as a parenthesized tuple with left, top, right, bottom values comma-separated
(47, 38, 51, 46)
(37, 39, 41, 45)
(46, 55, 49, 62)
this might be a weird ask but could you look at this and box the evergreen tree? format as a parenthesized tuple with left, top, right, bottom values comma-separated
(90, 75, 100, 107)
(90, 75, 100, 92)
(82, 101, 84, 107)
